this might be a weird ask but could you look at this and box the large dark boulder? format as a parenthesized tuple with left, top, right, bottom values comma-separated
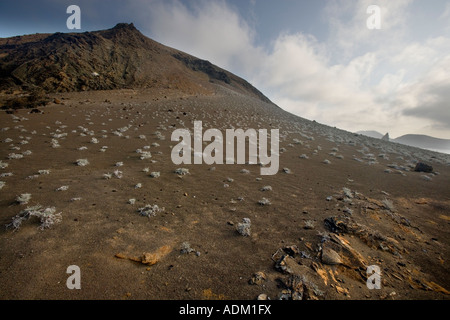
(414, 162, 433, 173)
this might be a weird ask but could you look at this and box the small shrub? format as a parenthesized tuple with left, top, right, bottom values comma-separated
(258, 198, 271, 206)
(304, 220, 315, 229)
(237, 218, 251, 236)
(150, 172, 160, 178)
(76, 159, 89, 166)
(16, 193, 31, 205)
(51, 139, 60, 148)
(113, 170, 123, 179)
(175, 168, 190, 175)
(137, 204, 164, 217)
(342, 187, 353, 198)
(140, 151, 152, 160)
(8, 153, 23, 159)
(7, 205, 62, 230)
(180, 242, 194, 254)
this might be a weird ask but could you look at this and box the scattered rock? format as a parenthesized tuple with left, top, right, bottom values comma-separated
(275, 256, 325, 300)
(115, 245, 172, 266)
(30, 108, 42, 114)
(115, 253, 128, 260)
(283, 245, 300, 256)
(414, 162, 433, 173)
(141, 245, 172, 265)
(325, 215, 402, 256)
(321, 246, 342, 265)
(328, 234, 367, 269)
(249, 272, 266, 285)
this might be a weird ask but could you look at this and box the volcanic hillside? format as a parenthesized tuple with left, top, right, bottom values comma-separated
(0, 24, 449, 301)
(0, 23, 270, 103)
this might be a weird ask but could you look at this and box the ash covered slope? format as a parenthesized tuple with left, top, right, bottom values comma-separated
(0, 23, 271, 103)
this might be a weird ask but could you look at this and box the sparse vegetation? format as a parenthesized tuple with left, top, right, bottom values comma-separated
(237, 218, 251, 236)
(137, 204, 164, 217)
(113, 170, 123, 179)
(150, 172, 160, 178)
(180, 242, 194, 254)
(175, 168, 190, 175)
(16, 193, 31, 205)
(8, 153, 23, 160)
(76, 159, 89, 166)
(258, 198, 271, 206)
(7, 205, 62, 230)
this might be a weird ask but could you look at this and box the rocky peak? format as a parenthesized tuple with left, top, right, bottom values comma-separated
(112, 23, 138, 31)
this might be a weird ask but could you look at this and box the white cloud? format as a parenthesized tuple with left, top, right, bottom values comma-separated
(440, 2, 450, 20)
(132, 0, 450, 139)
(134, 0, 264, 77)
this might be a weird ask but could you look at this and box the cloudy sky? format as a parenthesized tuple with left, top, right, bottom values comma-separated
(1, 0, 450, 139)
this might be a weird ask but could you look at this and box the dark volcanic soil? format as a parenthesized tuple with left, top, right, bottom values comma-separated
(0, 87, 449, 300)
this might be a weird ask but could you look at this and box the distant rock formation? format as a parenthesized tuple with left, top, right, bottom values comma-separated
(356, 131, 383, 139)
(381, 132, 390, 141)
(393, 134, 450, 154)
